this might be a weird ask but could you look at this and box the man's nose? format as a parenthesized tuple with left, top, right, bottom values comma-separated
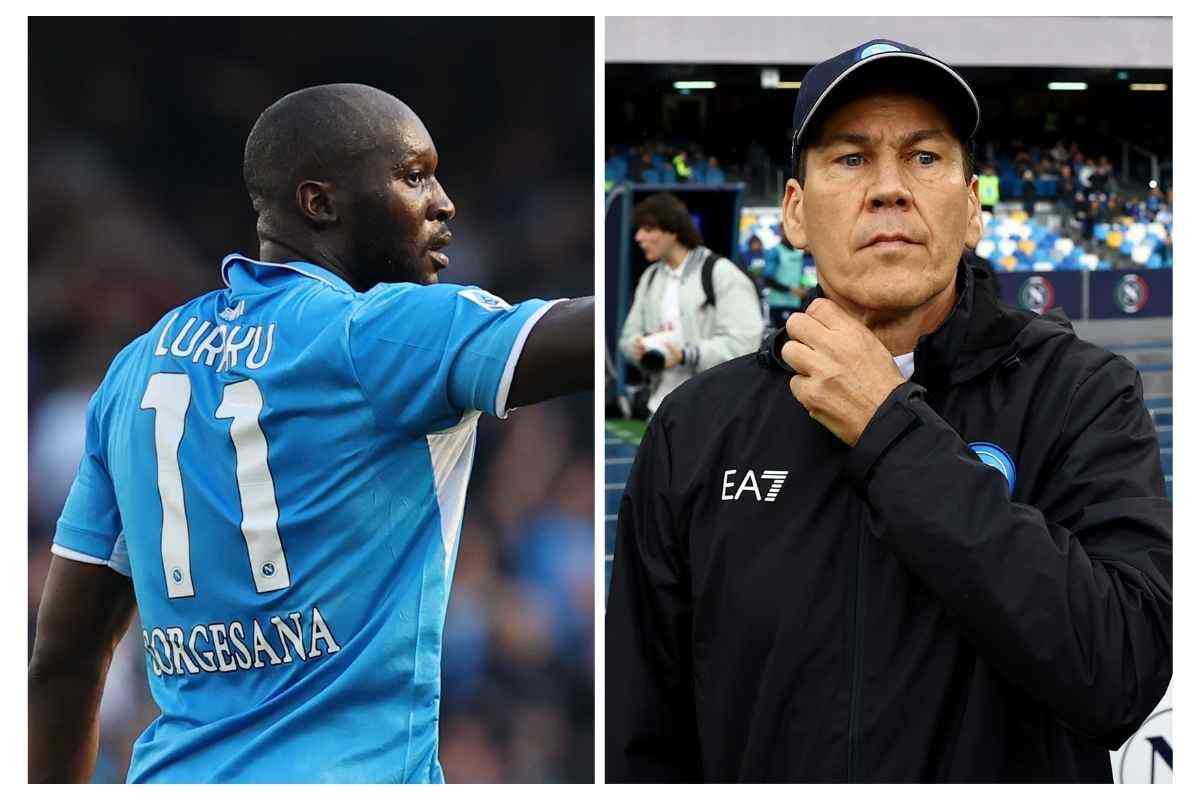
(430, 179, 455, 222)
(866, 157, 914, 210)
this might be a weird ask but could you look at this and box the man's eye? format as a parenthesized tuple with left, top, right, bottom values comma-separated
(914, 152, 940, 166)
(839, 154, 865, 167)
(405, 172, 426, 186)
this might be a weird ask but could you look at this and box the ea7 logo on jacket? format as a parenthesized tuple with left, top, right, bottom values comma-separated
(721, 469, 789, 502)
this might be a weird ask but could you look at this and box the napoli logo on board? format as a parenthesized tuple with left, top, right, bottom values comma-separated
(968, 442, 1016, 497)
(1115, 273, 1150, 315)
(1018, 276, 1055, 315)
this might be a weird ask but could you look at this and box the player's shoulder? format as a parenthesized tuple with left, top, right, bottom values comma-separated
(353, 281, 516, 323)
(1012, 306, 1130, 390)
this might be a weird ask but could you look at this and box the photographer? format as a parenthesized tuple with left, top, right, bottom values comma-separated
(618, 193, 763, 415)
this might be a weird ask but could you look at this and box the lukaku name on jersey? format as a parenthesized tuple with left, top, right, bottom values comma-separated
(153, 314, 277, 372)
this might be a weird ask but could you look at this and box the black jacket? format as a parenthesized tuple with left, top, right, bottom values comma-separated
(605, 263, 1171, 782)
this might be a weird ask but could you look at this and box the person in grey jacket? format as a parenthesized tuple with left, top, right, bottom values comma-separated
(618, 193, 763, 414)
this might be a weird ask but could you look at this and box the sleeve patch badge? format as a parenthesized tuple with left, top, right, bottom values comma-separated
(968, 442, 1017, 497)
(458, 287, 513, 312)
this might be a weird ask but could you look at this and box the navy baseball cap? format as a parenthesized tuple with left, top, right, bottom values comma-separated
(789, 39, 980, 176)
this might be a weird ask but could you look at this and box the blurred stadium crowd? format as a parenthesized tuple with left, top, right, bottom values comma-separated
(606, 133, 1171, 284)
(29, 18, 594, 783)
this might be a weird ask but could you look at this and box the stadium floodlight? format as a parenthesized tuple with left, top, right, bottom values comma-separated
(1047, 82, 1088, 91)
(673, 81, 716, 90)
(1130, 83, 1168, 91)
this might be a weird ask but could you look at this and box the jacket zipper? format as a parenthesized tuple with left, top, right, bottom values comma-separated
(847, 518, 867, 782)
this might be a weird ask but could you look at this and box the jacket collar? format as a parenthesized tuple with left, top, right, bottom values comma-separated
(652, 246, 706, 279)
(761, 256, 1045, 387)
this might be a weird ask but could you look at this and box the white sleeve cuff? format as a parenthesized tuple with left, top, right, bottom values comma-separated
(494, 298, 567, 419)
(51, 535, 131, 577)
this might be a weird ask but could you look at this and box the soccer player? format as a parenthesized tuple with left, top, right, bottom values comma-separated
(28, 83, 593, 783)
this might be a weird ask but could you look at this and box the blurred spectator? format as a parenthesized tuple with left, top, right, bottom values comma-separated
(632, 149, 656, 182)
(1147, 185, 1165, 216)
(978, 164, 1000, 215)
(1057, 164, 1076, 217)
(703, 156, 725, 185)
(1078, 158, 1097, 190)
(740, 234, 766, 275)
(1084, 194, 1103, 239)
(672, 151, 693, 182)
(1036, 154, 1056, 179)
(1013, 145, 1032, 173)
(620, 193, 762, 416)
(605, 145, 628, 190)
(761, 238, 810, 329)
(1021, 168, 1037, 217)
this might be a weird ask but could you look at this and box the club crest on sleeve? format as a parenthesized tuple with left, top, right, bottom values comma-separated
(968, 442, 1016, 497)
(458, 287, 513, 312)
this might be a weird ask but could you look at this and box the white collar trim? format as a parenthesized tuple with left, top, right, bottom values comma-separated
(220, 253, 352, 292)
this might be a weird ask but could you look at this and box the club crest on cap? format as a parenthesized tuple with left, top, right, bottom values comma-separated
(859, 42, 902, 60)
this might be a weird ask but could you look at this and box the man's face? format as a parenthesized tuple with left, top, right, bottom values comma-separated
(781, 92, 981, 320)
(344, 113, 456, 286)
(634, 225, 678, 264)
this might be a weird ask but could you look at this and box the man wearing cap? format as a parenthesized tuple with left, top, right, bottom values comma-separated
(606, 40, 1171, 782)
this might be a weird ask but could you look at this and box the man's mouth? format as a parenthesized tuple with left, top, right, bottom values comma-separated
(428, 233, 452, 270)
(864, 232, 919, 249)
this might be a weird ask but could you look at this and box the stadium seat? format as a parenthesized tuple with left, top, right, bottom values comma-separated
(975, 239, 997, 260)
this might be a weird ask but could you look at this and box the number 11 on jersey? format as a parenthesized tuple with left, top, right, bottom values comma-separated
(141, 373, 291, 599)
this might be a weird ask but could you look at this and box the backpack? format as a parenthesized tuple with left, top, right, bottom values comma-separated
(645, 251, 720, 308)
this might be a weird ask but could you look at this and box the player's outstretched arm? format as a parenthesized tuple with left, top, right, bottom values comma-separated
(508, 296, 595, 408)
(29, 556, 137, 783)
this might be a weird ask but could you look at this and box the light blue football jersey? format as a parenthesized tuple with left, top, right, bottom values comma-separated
(52, 254, 559, 783)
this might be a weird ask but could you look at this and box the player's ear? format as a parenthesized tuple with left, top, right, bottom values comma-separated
(782, 177, 808, 250)
(963, 174, 983, 249)
(297, 180, 338, 226)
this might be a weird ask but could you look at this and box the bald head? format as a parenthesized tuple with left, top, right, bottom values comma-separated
(244, 83, 456, 290)
(243, 83, 420, 217)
